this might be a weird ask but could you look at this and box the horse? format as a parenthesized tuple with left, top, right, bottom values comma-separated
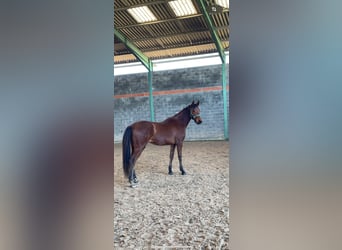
(122, 100, 202, 187)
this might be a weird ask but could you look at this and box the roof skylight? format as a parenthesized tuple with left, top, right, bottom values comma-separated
(215, 0, 229, 9)
(168, 0, 197, 17)
(127, 6, 157, 23)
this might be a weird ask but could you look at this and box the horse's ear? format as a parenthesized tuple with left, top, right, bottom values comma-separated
(196, 100, 200, 105)
(191, 100, 195, 105)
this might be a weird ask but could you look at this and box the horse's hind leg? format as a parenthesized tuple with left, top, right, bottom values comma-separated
(128, 165, 138, 185)
(128, 145, 146, 187)
(168, 144, 176, 175)
(128, 155, 139, 187)
(176, 143, 186, 175)
(128, 159, 138, 188)
(129, 122, 154, 187)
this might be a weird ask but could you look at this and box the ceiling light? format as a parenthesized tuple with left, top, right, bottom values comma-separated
(215, 0, 229, 9)
(127, 6, 157, 23)
(169, 0, 197, 17)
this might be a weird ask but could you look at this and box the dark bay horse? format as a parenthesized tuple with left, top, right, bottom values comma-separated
(122, 101, 202, 187)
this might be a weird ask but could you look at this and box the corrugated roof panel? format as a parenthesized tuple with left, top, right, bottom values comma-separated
(149, 3, 175, 20)
(114, 11, 137, 27)
(160, 36, 184, 47)
(135, 40, 163, 50)
(148, 21, 180, 36)
(121, 26, 152, 40)
(211, 12, 229, 27)
(217, 28, 229, 41)
(114, 0, 229, 63)
(114, 43, 222, 64)
(181, 16, 208, 31)
(166, 35, 190, 46)
(188, 31, 212, 44)
(114, 0, 127, 9)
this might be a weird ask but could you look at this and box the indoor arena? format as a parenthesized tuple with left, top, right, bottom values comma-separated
(114, 0, 229, 248)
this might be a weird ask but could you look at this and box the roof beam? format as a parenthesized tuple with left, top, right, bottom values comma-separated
(115, 1, 168, 11)
(114, 28, 152, 70)
(195, 0, 226, 63)
(115, 9, 228, 29)
(118, 26, 228, 43)
(115, 0, 197, 12)
(115, 14, 203, 29)
(114, 43, 229, 64)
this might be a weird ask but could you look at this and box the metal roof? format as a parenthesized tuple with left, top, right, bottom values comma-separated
(114, 0, 229, 65)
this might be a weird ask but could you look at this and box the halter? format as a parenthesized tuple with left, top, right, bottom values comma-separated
(190, 108, 201, 120)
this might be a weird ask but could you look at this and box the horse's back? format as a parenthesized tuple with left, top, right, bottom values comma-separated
(131, 120, 154, 129)
(130, 121, 155, 143)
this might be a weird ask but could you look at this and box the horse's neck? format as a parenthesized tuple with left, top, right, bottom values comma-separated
(174, 107, 191, 127)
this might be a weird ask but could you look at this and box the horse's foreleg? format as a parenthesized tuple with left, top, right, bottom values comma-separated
(177, 143, 186, 175)
(168, 144, 176, 175)
(133, 170, 138, 182)
(130, 167, 138, 184)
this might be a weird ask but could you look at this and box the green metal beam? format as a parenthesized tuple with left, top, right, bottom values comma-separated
(114, 28, 152, 70)
(114, 29, 155, 121)
(148, 61, 155, 121)
(221, 55, 228, 139)
(195, 0, 226, 63)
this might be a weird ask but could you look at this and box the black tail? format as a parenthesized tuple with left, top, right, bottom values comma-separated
(122, 126, 132, 178)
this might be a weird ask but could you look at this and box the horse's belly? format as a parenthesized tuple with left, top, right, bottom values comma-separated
(149, 135, 175, 145)
(149, 124, 184, 145)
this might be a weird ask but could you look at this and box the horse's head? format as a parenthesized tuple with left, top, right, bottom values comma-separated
(189, 100, 202, 124)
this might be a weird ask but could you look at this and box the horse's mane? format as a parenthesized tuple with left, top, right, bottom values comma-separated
(160, 105, 190, 124)
(162, 103, 198, 124)
(173, 105, 190, 118)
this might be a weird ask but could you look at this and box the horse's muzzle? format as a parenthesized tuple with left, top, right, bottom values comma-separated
(194, 117, 202, 124)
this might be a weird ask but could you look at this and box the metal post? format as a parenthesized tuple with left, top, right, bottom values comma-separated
(148, 61, 155, 121)
(222, 55, 228, 140)
(114, 29, 155, 121)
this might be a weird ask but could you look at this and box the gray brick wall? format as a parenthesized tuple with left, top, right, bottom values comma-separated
(114, 64, 229, 142)
(114, 74, 148, 94)
(114, 97, 150, 142)
(153, 65, 223, 91)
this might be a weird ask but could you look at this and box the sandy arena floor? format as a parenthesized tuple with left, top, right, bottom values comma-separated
(114, 141, 229, 249)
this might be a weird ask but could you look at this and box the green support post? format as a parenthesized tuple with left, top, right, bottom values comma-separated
(148, 61, 155, 122)
(195, 0, 226, 63)
(114, 29, 150, 69)
(222, 55, 228, 140)
(114, 28, 155, 121)
(195, 0, 228, 138)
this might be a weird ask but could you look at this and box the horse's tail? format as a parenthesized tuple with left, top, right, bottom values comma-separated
(122, 126, 133, 178)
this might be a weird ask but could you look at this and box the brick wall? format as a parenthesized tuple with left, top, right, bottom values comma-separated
(114, 64, 229, 142)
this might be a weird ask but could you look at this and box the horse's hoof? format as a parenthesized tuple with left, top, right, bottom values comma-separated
(129, 179, 138, 188)
(130, 182, 138, 188)
(168, 171, 174, 175)
(181, 171, 186, 175)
